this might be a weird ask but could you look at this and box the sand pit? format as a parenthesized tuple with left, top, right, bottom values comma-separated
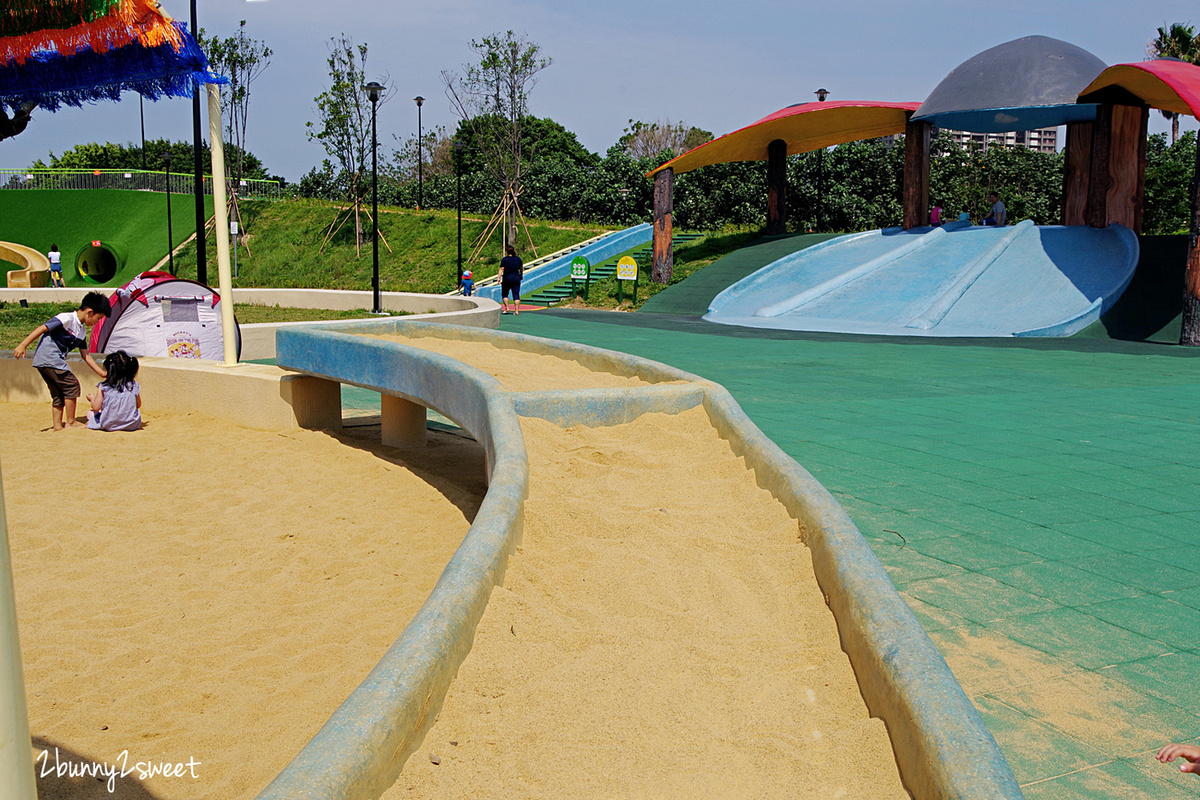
(366, 334, 675, 391)
(0, 403, 486, 799)
(383, 408, 908, 799)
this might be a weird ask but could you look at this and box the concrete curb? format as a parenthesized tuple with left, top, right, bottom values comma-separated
(266, 320, 1022, 800)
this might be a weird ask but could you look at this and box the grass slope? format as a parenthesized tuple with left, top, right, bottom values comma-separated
(0, 189, 211, 285)
(170, 199, 614, 296)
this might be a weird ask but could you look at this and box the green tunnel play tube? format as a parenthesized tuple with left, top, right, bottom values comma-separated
(73, 240, 129, 285)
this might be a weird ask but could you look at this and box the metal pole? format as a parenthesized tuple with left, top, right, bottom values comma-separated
(414, 96, 424, 210)
(139, 96, 146, 172)
(0, 466, 37, 800)
(371, 94, 380, 313)
(191, 0, 208, 285)
(207, 84, 237, 365)
(456, 154, 463, 288)
(165, 153, 175, 274)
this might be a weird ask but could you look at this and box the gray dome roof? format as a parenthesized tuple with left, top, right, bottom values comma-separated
(914, 36, 1107, 132)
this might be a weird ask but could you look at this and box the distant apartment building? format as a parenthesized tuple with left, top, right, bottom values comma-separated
(942, 127, 1058, 153)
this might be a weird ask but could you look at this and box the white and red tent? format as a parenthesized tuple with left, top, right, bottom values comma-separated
(89, 271, 240, 360)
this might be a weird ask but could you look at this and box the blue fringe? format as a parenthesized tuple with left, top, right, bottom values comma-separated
(0, 23, 226, 113)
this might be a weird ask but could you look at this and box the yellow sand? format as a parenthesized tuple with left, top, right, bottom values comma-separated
(366, 334, 673, 391)
(1, 404, 485, 799)
(383, 408, 908, 799)
(3, 339, 908, 800)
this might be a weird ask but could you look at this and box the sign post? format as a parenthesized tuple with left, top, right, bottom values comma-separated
(570, 256, 590, 301)
(616, 255, 638, 306)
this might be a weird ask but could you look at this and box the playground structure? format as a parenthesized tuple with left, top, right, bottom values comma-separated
(648, 37, 1200, 337)
(0, 241, 48, 288)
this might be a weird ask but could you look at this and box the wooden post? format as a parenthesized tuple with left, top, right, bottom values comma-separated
(1179, 136, 1200, 346)
(652, 167, 674, 284)
(1085, 104, 1113, 229)
(902, 119, 931, 229)
(1061, 121, 1092, 225)
(766, 139, 787, 235)
(1107, 104, 1148, 232)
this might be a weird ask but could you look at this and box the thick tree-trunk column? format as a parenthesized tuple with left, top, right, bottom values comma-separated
(1085, 105, 1113, 229)
(902, 119, 931, 229)
(1061, 121, 1092, 225)
(1108, 104, 1148, 232)
(652, 167, 674, 284)
(766, 139, 787, 235)
(1179, 137, 1200, 345)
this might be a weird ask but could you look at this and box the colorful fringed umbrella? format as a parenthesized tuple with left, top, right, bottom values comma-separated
(0, 0, 223, 113)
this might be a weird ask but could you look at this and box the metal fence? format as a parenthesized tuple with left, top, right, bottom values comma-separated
(0, 169, 284, 199)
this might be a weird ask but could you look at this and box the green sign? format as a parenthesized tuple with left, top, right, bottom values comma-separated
(616, 256, 637, 281)
(570, 256, 589, 279)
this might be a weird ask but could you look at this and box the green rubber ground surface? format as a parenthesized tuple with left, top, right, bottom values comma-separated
(498, 300, 1200, 799)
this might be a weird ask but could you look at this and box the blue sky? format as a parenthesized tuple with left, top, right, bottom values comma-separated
(2, 0, 1197, 182)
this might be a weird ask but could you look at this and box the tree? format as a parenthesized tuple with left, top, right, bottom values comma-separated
(307, 34, 387, 248)
(619, 119, 712, 160)
(200, 20, 272, 187)
(442, 30, 551, 256)
(1147, 23, 1200, 142)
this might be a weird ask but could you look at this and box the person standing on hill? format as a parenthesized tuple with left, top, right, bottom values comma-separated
(499, 244, 524, 315)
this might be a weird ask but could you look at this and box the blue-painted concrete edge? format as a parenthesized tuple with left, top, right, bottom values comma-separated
(476, 223, 652, 301)
(264, 318, 1023, 800)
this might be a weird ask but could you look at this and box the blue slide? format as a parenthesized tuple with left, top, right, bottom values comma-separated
(705, 222, 1140, 337)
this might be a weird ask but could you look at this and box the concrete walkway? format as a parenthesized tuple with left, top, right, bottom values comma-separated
(502, 309, 1200, 800)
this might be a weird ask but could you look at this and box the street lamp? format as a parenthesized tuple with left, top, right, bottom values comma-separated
(413, 96, 425, 209)
(454, 139, 464, 290)
(164, 152, 175, 274)
(815, 87, 829, 231)
(366, 81, 384, 313)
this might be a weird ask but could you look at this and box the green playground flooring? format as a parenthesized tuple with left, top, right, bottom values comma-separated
(499, 307, 1200, 799)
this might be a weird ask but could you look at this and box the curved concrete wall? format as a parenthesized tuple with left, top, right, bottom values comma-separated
(268, 320, 1023, 800)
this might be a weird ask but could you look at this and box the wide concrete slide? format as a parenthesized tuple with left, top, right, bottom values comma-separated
(705, 222, 1139, 337)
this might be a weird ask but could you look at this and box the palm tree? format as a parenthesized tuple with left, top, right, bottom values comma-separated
(1147, 23, 1200, 142)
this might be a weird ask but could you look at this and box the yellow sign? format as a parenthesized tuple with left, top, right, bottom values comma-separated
(617, 256, 638, 281)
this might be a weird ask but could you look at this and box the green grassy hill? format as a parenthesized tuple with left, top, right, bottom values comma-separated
(0, 188, 211, 286)
(170, 200, 614, 295)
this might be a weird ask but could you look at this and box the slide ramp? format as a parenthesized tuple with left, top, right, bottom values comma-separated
(705, 222, 1139, 337)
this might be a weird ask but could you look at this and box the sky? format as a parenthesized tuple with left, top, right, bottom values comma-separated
(2, 0, 1198, 183)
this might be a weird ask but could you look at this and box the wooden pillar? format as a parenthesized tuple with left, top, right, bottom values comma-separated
(1179, 136, 1200, 346)
(1084, 105, 1113, 229)
(1107, 104, 1148, 233)
(1061, 121, 1092, 225)
(902, 119, 931, 229)
(652, 167, 674, 284)
(766, 139, 787, 235)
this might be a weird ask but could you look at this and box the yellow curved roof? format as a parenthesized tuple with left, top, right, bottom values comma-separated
(1078, 61, 1200, 118)
(648, 101, 920, 177)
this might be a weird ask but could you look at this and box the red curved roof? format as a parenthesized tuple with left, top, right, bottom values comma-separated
(1078, 60, 1200, 117)
(648, 100, 921, 177)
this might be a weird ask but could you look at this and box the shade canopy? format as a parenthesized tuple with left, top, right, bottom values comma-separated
(914, 35, 1107, 133)
(1078, 59, 1200, 118)
(0, 0, 222, 113)
(648, 100, 920, 177)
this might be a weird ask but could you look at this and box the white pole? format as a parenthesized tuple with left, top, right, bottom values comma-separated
(0, 462, 37, 800)
(207, 83, 237, 366)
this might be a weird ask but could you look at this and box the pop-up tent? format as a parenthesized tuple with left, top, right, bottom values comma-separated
(89, 271, 240, 360)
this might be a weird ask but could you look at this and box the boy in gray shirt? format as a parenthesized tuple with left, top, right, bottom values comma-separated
(14, 292, 111, 430)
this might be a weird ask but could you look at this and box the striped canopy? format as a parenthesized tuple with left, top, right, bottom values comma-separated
(0, 0, 222, 113)
(648, 101, 920, 177)
(1078, 59, 1200, 118)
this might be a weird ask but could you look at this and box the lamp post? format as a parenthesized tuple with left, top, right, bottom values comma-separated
(366, 81, 384, 313)
(164, 152, 175, 274)
(191, 0, 207, 285)
(413, 96, 425, 209)
(815, 87, 829, 231)
(454, 139, 464, 290)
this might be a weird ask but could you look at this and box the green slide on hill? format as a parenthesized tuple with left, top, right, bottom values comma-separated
(0, 188, 212, 288)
